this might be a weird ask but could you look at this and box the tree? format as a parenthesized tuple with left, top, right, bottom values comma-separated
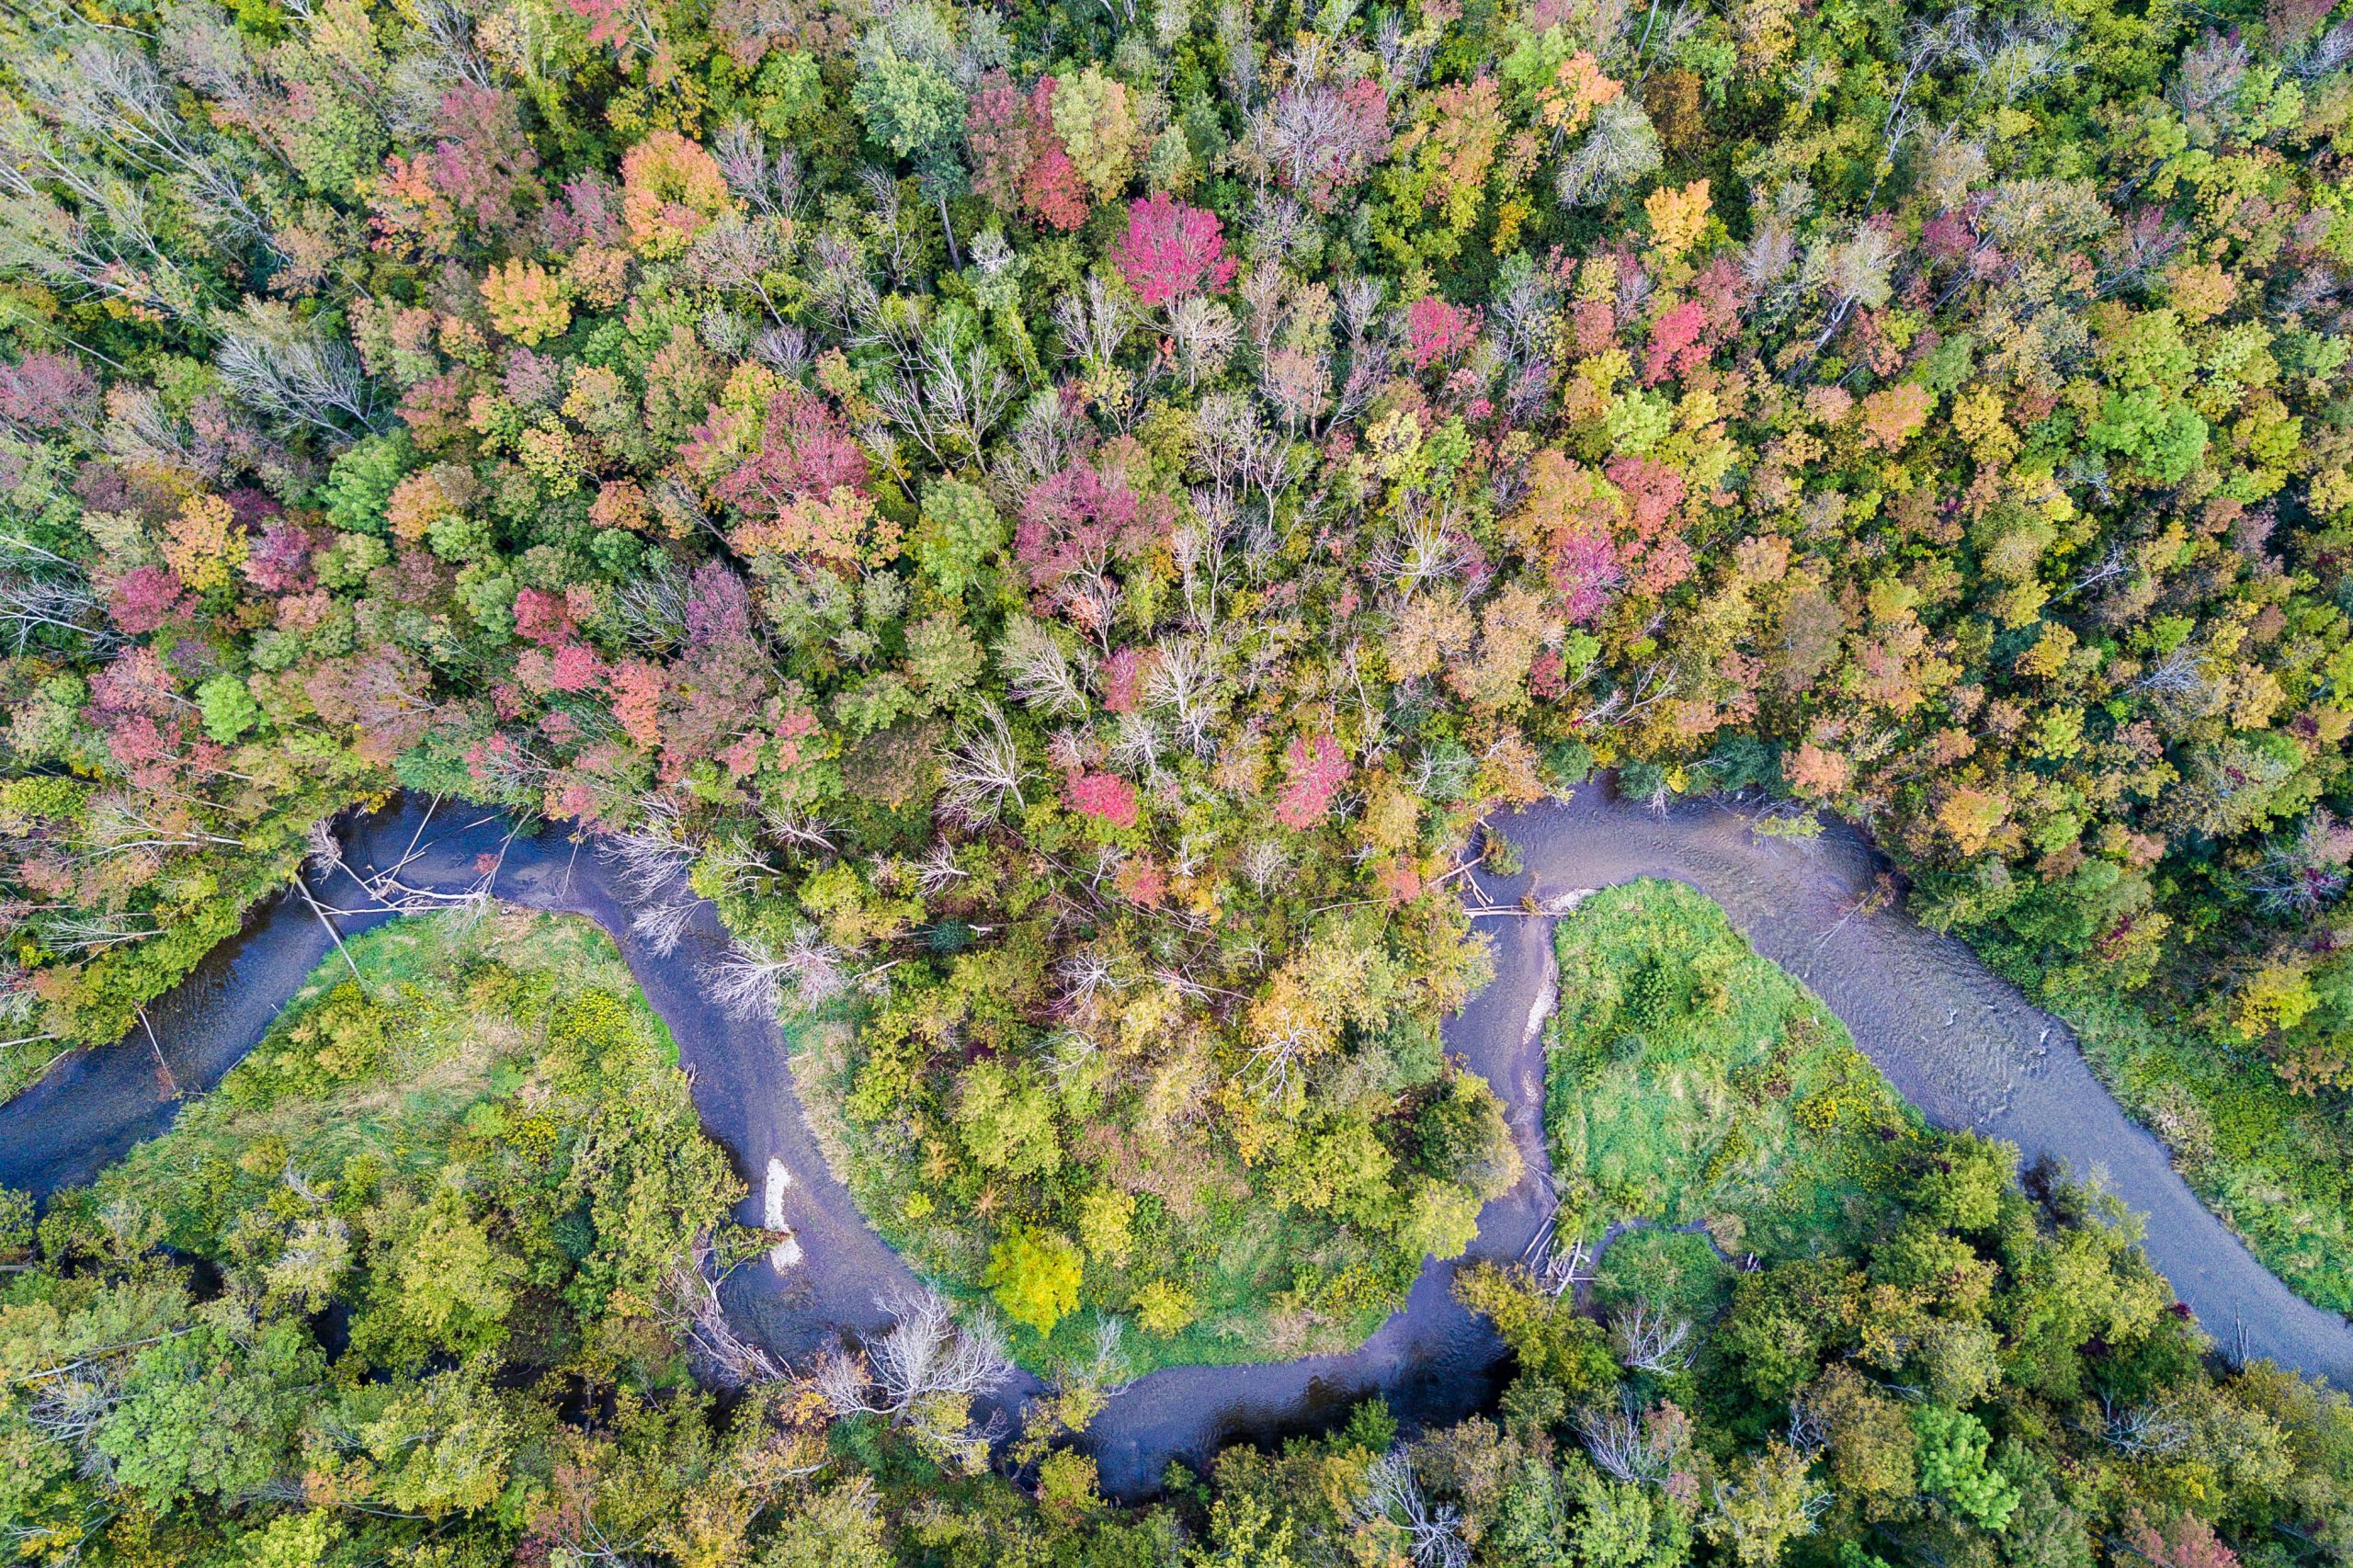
(1701, 1440, 1823, 1566)
(986, 1228, 1083, 1335)
(96, 1315, 317, 1507)
(1913, 1405, 2020, 1531)
(956, 1060, 1063, 1178)
(1115, 193, 1235, 307)
(1048, 68, 1138, 203)
(813, 1285, 1014, 1468)
(620, 130, 735, 256)
(853, 35, 965, 165)
(382, 1189, 523, 1354)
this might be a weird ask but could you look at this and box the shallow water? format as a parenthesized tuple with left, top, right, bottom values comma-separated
(4, 785, 2347, 1501)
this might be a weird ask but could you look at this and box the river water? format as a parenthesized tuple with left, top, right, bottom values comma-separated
(3, 787, 2347, 1498)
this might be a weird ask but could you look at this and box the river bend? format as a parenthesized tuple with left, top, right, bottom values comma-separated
(2, 788, 2347, 1498)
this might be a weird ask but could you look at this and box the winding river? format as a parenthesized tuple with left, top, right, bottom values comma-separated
(3, 787, 2348, 1498)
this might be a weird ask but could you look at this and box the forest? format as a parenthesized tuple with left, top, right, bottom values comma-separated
(3, 0, 2353, 1551)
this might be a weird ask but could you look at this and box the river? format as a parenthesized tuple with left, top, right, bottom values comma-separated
(3, 787, 2347, 1498)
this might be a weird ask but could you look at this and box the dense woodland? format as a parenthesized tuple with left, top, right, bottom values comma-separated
(9, 0, 2353, 1319)
(2, 0, 2353, 1529)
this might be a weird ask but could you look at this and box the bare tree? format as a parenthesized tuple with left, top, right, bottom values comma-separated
(991, 624, 1086, 728)
(758, 804, 837, 856)
(1554, 96, 1662, 208)
(1371, 512, 1467, 592)
(940, 704, 1029, 825)
(599, 797, 707, 956)
(601, 796, 697, 901)
(1108, 711, 1167, 779)
(1578, 1398, 1673, 1486)
(686, 216, 790, 326)
(1245, 1022, 1318, 1102)
(0, 531, 117, 655)
(1238, 839, 1289, 895)
(2097, 1396, 2194, 1458)
(1055, 948, 1117, 1009)
(1055, 275, 1133, 375)
(15, 32, 278, 254)
(1166, 293, 1239, 391)
(870, 329, 1015, 469)
(0, 110, 203, 321)
(1145, 637, 1223, 755)
(1610, 1300, 1695, 1373)
(658, 1233, 786, 1389)
(212, 298, 380, 437)
(811, 1286, 1015, 1470)
(1006, 386, 1085, 488)
(915, 841, 971, 897)
(2247, 811, 2353, 916)
(1349, 1449, 1472, 1568)
(920, 333, 1014, 460)
(706, 924, 848, 1017)
(713, 119, 802, 218)
(1531, 1230, 1592, 1299)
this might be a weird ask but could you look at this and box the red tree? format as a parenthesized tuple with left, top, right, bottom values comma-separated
(1114, 193, 1235, 306)
(1406, 295, 1480, 370)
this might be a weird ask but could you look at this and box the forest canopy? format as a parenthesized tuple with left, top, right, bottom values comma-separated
(3, 0, 2353, 1448)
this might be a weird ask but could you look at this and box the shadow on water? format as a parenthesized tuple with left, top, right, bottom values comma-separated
(5, 783, 2348, 1502)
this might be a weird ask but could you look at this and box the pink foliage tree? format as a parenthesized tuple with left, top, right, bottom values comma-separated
(607, 659, 665, 747)
(967, 73, 1090, 232)
(88, 648, 188, 787)
(548, 642, 604, 692)
(686, 561, 755, 647)
(1099, 646, 1153, 713)
(426, 85, 542, 241)
(1015, 455, 1173, 628)
(514, 587, 576, 648)
(703, 385, 869, 523)
(1256, 76, 1390, 210)
(1604, 455, 1693, 596)
(1405, 295, 1479, 370)
(1020, 78, 1091, 233)
(967, 73, 1034, 216)
(0, 351, 98, 431)
(2124, 1511, 2239, 1568)
(1642, 300, 1706, 385)
(110, 567, 188, 634)
(1548, 527, 1621, 625)
(1274, 733, 1348, 829)
(1114, 193, 1236, 306)
(1065, 770, 1140, 830)
(540, 172, 626, 251)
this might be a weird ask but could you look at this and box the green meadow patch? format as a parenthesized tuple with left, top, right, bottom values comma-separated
(1546, 880, 1925, 1262)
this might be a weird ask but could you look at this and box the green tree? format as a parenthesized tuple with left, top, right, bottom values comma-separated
(1913, 1404, 2020, 1532)
(912, 478, 1006, 597)
(195, 674, 262, 742)
(956, 1061, 1063, 1180)
(96, 1314, 317, 1506)
(1701, 1440, 1821, 1566)
(383, 1188, 522, 1353)
(986, 1229, 1083, 1335)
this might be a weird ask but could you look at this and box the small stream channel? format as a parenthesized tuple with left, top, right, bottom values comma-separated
(3, 787, 2347, 1500)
